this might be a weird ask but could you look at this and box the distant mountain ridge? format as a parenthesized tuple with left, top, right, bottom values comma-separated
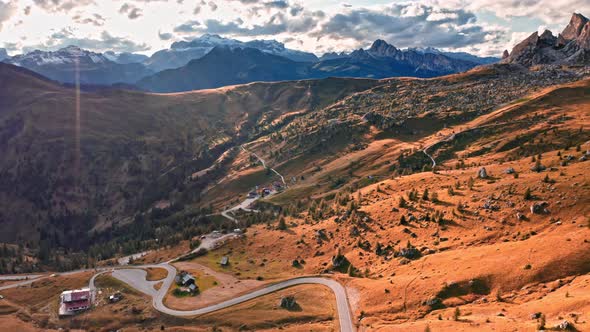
(138, 39, 484, 92)
(0, 48, 7, 61)
(144, 34, 319, 71)
(137, 45, 312, 92)
(408, 47, 499, 65)
(503, 12, 590, 66)
(3, 46, 153, 85)
(2, 35, 501, 90)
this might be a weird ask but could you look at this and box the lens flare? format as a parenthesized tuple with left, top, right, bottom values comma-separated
(74, 56, 81, 181)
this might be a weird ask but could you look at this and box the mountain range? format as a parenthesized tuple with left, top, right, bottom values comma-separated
(4, 12, 588, 93)
(138, 39, 486, 92)
(1, 34, 496, 91)
(145, 34, 319, 72)
(3, 46, 153, 85)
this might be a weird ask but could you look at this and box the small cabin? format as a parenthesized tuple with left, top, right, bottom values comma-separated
(220, 256, 229, 266)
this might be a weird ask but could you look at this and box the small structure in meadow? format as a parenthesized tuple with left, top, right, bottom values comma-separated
(220, 256, 230, 266)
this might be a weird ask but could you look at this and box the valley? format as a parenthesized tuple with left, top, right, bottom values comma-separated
(0, 11, 589, 332)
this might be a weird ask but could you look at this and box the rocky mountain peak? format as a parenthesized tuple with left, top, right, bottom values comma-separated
(561, 13, 589, 41)
(502, 50, 509, 59)
(502, 12, 590, 66)
(368, 39, 399, 57)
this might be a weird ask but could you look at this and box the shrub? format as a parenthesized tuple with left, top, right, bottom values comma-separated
(524, 188, 532, 200)
(399, 196, 408, 208)
(454, 307, 461, 321)
(537, 314, 546, 330)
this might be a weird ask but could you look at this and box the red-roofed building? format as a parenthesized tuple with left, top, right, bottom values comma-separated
(59, 288, 92, 316)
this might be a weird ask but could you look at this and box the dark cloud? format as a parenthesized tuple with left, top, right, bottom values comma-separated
(24, 6, 31, 15)
(119, 3, 142, 19)
(73, 13, 105, 26)
(32, 0, 94, 13)
(158, 30, 173, 40)
(208, 1, 217, 11)
(175, 9, 321, 36)
(311, 4, 503, 49)
(265, 1, 288, 9)
(25, 29, 150, 53)
(173, 20, 201, 33)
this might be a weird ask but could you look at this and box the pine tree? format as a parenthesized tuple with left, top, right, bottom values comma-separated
(524, 188, 532, 200)
(399, 196, 408, 208)
(422, 188, 429, 201)
(278, 217, 287, 230)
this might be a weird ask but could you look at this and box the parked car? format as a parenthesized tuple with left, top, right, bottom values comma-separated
(108, 292, 123, 303)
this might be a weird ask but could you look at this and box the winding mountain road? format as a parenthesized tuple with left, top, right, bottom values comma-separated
(241, 145, 287, 187)
(0, 146, 354, 331)
(109, 265, 355, 331)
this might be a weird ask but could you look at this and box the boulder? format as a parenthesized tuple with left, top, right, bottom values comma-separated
(478, 167, 488, 178)
(556, 320, 573, 330)
(530, 201, 550, 214)
(397, 247, 421, 260)
(531, 163, 546, 172)
(505, 167, 515, 174)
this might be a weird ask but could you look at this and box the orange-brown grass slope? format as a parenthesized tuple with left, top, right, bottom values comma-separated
(190, 78, 590, 331)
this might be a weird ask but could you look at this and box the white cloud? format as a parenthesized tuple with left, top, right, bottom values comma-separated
(0, 0, 585, 57)
(0, 0, 17, 31)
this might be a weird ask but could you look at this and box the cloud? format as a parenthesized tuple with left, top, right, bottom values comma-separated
(265, 1, 288, 9)
(457, 0, 590, 24)
(175, 9, 322, 36)
(23, 6, 31, 15)
(173, 20, 201, 33)
(32, 0, 94, 13)
(25, 29, 150, 53)
(73, 13, 105, 26)
(119, 3, 142, 19)
(208, 1, 217, 11)
(310, 3, 504, 53)
(0, 0, 17, 31)
(158, 30, 173, 40)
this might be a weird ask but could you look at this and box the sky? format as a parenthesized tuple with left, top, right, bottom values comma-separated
(0, 0, 587, 57)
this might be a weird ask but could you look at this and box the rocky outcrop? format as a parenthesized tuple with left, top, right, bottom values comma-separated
(502, 13, 590, 66)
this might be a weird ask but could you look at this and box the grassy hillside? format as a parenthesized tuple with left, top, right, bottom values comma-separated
(0, 63, 379, 271)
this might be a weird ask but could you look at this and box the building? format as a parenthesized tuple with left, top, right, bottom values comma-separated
(59, 288, 91, 316)
(175, 271, 196, 286)
(220, 256, 229, 266)
(188, 284, 199, 294)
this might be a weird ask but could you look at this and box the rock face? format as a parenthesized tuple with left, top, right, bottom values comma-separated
(502, 50, 510, 59)
(502, 13, 590, 66)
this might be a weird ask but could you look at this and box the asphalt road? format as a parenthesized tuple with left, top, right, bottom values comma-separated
(111, 267, 356, 332)
(0, 147, 354, 331)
